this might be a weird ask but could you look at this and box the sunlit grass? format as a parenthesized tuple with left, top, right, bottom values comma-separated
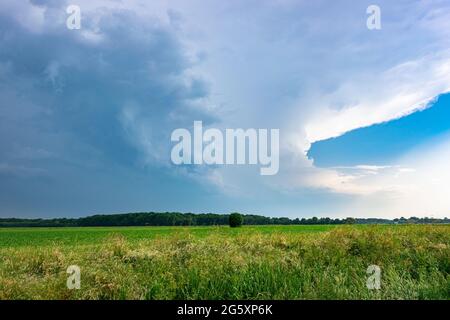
(0, 224, 448, 299)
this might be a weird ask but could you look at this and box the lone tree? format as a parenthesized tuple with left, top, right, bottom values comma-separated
(229, 213, 243, 228)
(344, 217, 356, 225)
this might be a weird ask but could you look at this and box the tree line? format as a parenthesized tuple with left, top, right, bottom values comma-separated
(0, 212, 448, 228)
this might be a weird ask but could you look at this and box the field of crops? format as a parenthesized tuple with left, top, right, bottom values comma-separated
(0, 224, 448, 299)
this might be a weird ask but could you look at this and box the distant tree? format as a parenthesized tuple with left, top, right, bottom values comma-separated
(229, 213, 243, 228)
(1, 212, 449, 228)
(344, 217, 356, 225)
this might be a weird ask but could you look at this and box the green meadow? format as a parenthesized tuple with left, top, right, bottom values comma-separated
(0, 225, 334, 247)
(0, 224, 448, 299)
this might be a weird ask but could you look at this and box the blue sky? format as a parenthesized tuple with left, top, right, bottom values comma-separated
(1, 0, 450, 218)
(308, 93, 450, 167)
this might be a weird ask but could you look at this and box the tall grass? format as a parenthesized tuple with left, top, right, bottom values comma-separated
(0, 225, 448, 299)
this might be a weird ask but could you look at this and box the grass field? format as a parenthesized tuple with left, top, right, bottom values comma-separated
(0, 224, 448, 299)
